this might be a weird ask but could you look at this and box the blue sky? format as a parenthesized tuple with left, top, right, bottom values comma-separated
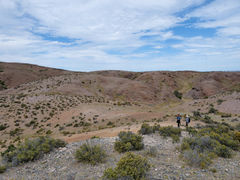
(0, 0, 240, 71)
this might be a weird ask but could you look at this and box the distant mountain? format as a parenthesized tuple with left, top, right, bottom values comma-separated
(0, 62, 240, 102)
(0, 62, 69, 90)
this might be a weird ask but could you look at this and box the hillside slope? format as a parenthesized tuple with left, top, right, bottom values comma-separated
(0, 62, 69, 90)
(0, 62, 239, 149)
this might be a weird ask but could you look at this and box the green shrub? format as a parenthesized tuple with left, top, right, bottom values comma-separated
(186, 127, 198, 137)
(193, 111, 201, 119)
(199, 125, 239, 151)
(208, 107, 218, 114)
(9, 128, 24, 136)
(103, 152, 150, 180)
(221, 113, 232, 118)
(171, 134, 180, 143)
(235, 123, 240, 131)
(202, 115, 215, 124)
(234, 131, 240, 142)
(152, 124, 160, 132)
(91, 136, 100, 139)
(174, 90, 182, 99)
(180, 124, 240, 168)
(1, 136, 66, 166)
(114, 131, 144, 153)
(75, 143, 106, 165)
(217, 99, 224, 105)
(0, 165, 6, 173)
(139, 123, 154, 135)
(0, 124, 8, 131)
(0, 80, 7, 90)
(183, 150, 212, 169)
(159, 126, 181, 138)
(216, 145, 232, 158)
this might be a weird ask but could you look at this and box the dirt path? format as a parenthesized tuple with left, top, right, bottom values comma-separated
(62, 120, 202, 143)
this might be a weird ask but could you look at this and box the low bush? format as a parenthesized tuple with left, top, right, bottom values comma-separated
(75, 143, 106, 165)
(174, 90, 182, 99)
(193, 111, 201, 119)
(139, 123, 154, 135)
(159, 126, 181, 142)
(180, 124, 239, 168)
(159, 126, 181, 137)
(0, 124, 8, 131)
(235, 123, 240, 131)
(1, 136, 66, 166)
(208, 107, 218, 114)
(201, 115, 215, 124)
(91, 136, 100, 139)
(234, 131, 240, 142)
(0, 165, 6, 173)
(217, 99, 224, 105)
(171, 134, 180, 143)
(183, 149, 212, 169)
(103, 152, 150, 180)
(215, 144, 232, 158)
(221, 113, 232, 118)
(186, 127, 198, 137)
(0, 80, 7, 90)
(114, 131, 144, 153)
(139, 123, 160, 135)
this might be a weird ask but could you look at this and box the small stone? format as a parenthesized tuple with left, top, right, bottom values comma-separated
(49, 168, 55, 173)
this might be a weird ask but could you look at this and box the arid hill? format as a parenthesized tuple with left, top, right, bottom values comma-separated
(0, 62, 69, 90)
(0, 62, 239, 142)
(1, 62, 239, 102)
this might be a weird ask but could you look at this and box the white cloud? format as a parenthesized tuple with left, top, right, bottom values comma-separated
(189, 0, 240, 36)
(0, 0, 240, 71)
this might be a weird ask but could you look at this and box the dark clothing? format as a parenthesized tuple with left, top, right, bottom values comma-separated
(176, 116, 181, 128)
(178, 122, 180, 127)
(185, 117, 190, 127)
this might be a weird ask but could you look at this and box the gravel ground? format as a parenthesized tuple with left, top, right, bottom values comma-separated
(1, 133, 240, 180)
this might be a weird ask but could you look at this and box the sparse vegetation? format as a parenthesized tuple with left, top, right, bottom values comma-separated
(174, 90, 182, 99)
(208, 107, 218, 114)
(139, 123, 154, 135)
(144, 146, 158, 157)
(0, 165, 6, 173)
(159, 126, 181, 142)
(0, 124, 8, 131)
(180, 125, 240, 168)
(217, 99, 224, 105)
(193, 111, 201, 119)
(75, 143, 106, 165)
(114, 131, 144, 153)
(103, 152, 150, 180)
(1, 136, 66, 166)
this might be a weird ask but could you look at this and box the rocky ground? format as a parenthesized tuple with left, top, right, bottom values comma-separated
(1, 132, 240, 180)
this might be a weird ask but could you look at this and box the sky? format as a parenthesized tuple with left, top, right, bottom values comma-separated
(0, 0, 240, 71)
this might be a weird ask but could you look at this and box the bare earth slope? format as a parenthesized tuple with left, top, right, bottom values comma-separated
(0, 62, 69, 90)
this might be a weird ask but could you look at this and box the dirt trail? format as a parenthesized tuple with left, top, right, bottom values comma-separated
(62, 120, 202, 143)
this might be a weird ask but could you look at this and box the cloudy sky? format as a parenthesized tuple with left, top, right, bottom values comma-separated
(0, 0, 240, 71)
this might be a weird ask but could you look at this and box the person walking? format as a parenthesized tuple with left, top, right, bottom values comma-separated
(176, 114, 181, 128)
(185, 114, 190, 127)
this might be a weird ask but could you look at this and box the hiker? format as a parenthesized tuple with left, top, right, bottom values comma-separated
(185, 114, 190, 127)
(176, 114, 181, 128)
